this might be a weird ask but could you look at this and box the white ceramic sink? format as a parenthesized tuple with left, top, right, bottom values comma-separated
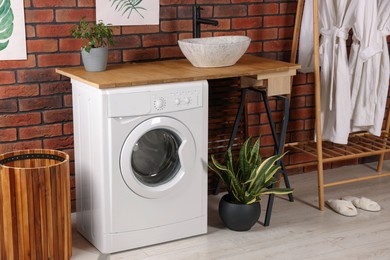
(178, 36, 251, 68)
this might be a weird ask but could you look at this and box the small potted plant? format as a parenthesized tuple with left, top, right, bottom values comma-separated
(209, 136, 293, 231)
(70, 17, 114, 72)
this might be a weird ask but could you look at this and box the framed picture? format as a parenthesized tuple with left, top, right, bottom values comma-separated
(96, 0, 159, 26)
(0, 0, 27, 60)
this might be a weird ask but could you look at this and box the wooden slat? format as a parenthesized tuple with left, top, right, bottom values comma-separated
(15, 171, 25, 258)
(45, 166, 54, 259)
(310, 145, 337, 158)
(348, 141, 375, 153)
(321, 147, 345, 157)
(322, 151, 385, 163)
(33, 169, 43, 260)
(285, 160, 319, 169)
(20, 170, 30, 259)
(330, 146, 355, 156)
(324, 172, 390, 188)
(26, 169, 35, 259)
(344, 144, 365, 154)
(38, 169, 47, 260)
(64, 160, 72, 257)
(9, 169, 19, 260)
(289, 145, 318, 157)
(51, 167, 59, 260)
(358, 135, 389, 149)
(1, 170, 14, 259)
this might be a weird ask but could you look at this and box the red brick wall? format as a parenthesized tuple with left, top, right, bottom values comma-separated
(1, 1, 387, 210)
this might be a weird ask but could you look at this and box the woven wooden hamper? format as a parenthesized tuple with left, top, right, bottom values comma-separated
(0, 149, 72, 260)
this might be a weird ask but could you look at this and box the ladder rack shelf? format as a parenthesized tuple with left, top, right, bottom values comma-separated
(287, 0, 390, 210)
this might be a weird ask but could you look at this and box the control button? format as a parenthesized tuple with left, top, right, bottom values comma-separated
(154, 98, 165, 110)
(175, 98, 181, 105)
(184, 97, 190, 104)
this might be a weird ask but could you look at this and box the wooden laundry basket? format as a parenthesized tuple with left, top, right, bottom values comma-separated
(0, 149, 72, 260)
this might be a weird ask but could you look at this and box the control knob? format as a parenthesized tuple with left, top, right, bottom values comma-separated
(154, 98, 165, 110)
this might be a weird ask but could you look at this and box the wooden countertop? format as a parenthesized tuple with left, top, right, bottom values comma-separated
(56, 55, 301, 89)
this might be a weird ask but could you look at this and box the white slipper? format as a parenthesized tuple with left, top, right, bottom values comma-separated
(326, 199, 358, 217)
(341, 196, 381, 212)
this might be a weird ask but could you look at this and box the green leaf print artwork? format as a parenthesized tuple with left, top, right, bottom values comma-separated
(109, 0, 146, 19)
(0, 0, 14, 51)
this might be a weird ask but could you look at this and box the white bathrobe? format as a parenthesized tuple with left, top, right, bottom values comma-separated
(351, 0, 390, 136)
(349, 0, 383, 130)
(297, 0, 389, 144)
(319, 0, 358, 144)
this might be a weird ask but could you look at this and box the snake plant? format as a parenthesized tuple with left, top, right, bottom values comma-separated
(209, 137, 293, 204)
(0, 0, 14, 51)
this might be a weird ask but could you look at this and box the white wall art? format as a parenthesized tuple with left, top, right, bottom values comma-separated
(0, 0, 27, 60)
(96, 0, 159, 26)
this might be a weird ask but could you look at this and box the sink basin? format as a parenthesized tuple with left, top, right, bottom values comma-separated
(178, 36, 251, 68)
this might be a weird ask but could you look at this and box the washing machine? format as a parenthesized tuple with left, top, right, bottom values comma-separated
(71, 79, 208, 254)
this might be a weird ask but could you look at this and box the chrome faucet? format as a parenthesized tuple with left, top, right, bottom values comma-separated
(193, 5, 219, 38)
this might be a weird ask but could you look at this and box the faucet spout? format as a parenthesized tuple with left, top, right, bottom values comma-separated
(196, 18, 219, 26)
(193, 5, 219, 38)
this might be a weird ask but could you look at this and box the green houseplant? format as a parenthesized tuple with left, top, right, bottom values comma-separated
(209, 136, 293, 231)
(70, 17, 114, 72)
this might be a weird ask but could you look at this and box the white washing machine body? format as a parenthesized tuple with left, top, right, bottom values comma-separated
(72, 80, 208, 253)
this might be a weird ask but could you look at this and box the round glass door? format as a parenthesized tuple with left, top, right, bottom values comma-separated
(131, 129, 180, 186)
(120, 117, 196, 198)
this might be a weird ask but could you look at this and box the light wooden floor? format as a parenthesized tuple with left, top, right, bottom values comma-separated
(72, 161, 390, 259)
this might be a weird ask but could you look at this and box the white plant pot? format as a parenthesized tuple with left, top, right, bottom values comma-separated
(81, 46, 108, 72)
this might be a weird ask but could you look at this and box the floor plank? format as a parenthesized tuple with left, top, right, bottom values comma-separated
(71, 161, 390, 259)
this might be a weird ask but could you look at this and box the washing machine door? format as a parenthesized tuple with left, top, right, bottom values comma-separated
(120, 117, 196, 199)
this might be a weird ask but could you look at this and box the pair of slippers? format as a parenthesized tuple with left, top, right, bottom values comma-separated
(326, 196, 381, 217)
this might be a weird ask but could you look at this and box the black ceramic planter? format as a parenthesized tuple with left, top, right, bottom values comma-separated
(218, 194, 261, 231)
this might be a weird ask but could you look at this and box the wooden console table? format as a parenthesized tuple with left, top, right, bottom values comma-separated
(57, 54, 300, 226)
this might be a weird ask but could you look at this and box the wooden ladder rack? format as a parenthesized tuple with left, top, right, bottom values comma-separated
(286, 0, 390, 210)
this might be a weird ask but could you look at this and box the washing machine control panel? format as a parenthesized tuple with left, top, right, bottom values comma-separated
(151, 86, 202, 113)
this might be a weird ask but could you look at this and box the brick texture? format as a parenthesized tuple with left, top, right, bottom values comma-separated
(0, 99, 17, 113)
(25, 9, 54, 23)
(19, 124, 63, 140)
(27, 39, 58, 53)
(19, 96, 63, 111)
(2, 1, 389, 212)
(0, 113, 41, 127)
(0, 71, 16, 84)
(0, 129, 17, 142)
(0, 55, 36, 69)
(0, 85, 39, 98)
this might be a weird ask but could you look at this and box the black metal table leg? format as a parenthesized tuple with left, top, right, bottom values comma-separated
(259, 91, 293, 198)
(214, 88, 248, 195)
(258, 91, 293, 226)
